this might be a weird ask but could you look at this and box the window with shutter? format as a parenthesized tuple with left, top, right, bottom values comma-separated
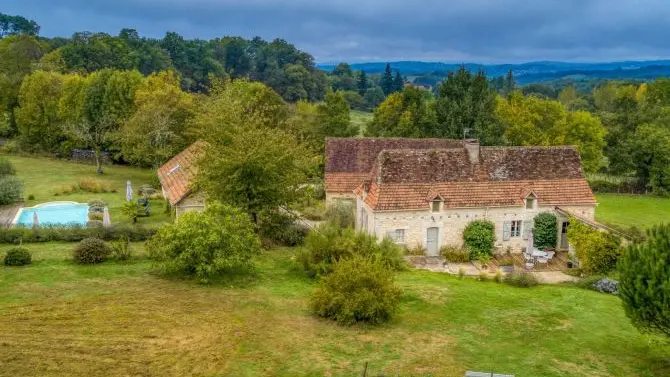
(510, 220, 522, 237)
(522, 220, 532, 240)
(503, 221, 511, 241)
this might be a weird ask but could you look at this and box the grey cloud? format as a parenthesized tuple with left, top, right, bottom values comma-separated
(4, 0, 670, 62)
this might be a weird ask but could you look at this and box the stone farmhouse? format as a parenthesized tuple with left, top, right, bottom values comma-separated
(324, 138, 596, 256)
(157, 141, 207, 218)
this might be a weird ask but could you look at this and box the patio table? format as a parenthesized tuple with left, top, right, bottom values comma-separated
(530, 248, 548, 263)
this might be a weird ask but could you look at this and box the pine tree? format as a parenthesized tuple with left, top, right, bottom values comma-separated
(618, 224, 670, 338)
(393, 71, 404, 93)
(357, 70, 368, 95)
(503, 69, 515, 95)
(381, 63, 394, 96)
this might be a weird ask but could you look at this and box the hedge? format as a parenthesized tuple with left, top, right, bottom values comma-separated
(0, 224, 156, 244)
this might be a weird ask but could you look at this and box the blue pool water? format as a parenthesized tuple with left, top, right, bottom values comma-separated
(15, 202, 89, 227)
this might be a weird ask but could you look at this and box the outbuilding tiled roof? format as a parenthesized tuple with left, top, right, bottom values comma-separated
(157, 141, 206, 206)
(354, 145, 596, 211)
(325, 137, 462, 194)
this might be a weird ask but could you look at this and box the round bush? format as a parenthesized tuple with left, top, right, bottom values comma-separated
(0, 157, 16, 178)
(73, 237, 110, 264)
(0, 176, 23, 205)
(4, 247, 32, 266)
(533, 212, 557, 249)
(88, 199, 106, 208)
(462, 220, 495, 259)
(310, 256, 401, 325)
(147, 202, 261, 283)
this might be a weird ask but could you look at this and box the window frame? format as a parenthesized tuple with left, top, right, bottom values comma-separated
(431, 200, 442, 212)
(510, 220, 522, 237)
(387, 229, 406, 244)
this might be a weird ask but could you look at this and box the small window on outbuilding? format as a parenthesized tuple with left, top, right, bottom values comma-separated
(431, 200, 441, 212)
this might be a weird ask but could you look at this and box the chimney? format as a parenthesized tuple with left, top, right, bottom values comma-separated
(464, 139, 480, 164)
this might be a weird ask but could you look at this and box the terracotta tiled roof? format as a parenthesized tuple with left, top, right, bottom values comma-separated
(325, 137, 462, 194)
(374, 146, 586, 184)
(325, 137, 462, 173)
(325, 173, 370, 194)
(359, 179, 596, 211)
(355, 145, 595, 211)
(157, 141, 206, 206)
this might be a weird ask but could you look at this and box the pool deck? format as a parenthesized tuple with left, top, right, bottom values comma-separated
(0, 202, 23, 228)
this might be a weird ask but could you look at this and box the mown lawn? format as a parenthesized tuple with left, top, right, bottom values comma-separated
(1, 243, 668, 377)
(4, 155, 170, 227)
(595, 193, 670, 229)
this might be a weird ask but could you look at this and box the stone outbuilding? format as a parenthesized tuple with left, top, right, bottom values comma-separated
(327, 138, 597, 256)
(157, 141, 207, 218)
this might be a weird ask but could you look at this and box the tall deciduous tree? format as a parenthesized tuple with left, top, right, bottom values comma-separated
(197, 126, 314, 224)
(0, 13, 40, 37)
(64, 69, 143, 173)
(496, 91, 606, 172)
(316, 90, 355, 143)
(118, 70, 195, 167)
(367, 86, 436, 137)
(15, 70, 67, 152)
(618, 224, 670, 338)
(435, 67, 501, 144)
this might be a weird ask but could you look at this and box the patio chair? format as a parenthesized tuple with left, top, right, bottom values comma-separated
(545, 251, 555, 260)
(536, 257, 549, 266)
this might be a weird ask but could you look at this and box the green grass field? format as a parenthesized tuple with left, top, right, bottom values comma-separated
(1, 243, 668, 377)
(351, 110, 373, 136)
(596, 193, 670, 229)
(4, 155, 170, 226)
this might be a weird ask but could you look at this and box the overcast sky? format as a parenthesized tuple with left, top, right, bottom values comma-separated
(4, 0, 670, 63)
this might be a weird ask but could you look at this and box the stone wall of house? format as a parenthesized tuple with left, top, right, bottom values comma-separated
(356, 199, 595, 255)
(326, 192, 357, 206)
(175, 192, 206, 218)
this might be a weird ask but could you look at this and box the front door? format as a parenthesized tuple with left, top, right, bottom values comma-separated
(560, 221, 569, 249)
(426, 227, 439, 256)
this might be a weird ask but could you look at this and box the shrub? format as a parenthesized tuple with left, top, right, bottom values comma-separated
(299, 223, 405, 278)
(0, 140, 18, 154)
(498, 256, 515, 266)
(458, 267, 466, 279)
(618, 224, 670, 337)
(0, 157, 15, 177)
(494, 269, 505, 283)
(463, 220, 495, 260)
(533, 212, 557, 249)
(110, 236, 132, 261)
(3, 247, 31, 266)
(88, 199, 106, 208)
(73, 238, 111, 264)
(478, 271, 490, 281)
(78, 178, 115, 193)
(568, 218, 622, 274)
(121, 201, 143, 223)
(504, 272, 539, 287)
(89, 212, 103, 221)
(310, 256, 401, 325)
(405, 243, 426, 256)
(87, 220, 103, 228)
(301, 204, 325, 221)
(147, 203, 261, 283)
(0, 176, 23, 205)
(440, 245, 469, 262)
(324, 201, 355, 228)
(258, 210, 308, 247)
(27, 194, 35, 200)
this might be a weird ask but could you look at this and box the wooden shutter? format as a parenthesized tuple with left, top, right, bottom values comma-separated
(503, 221, 511, 241)
(522, 220, 532, 240)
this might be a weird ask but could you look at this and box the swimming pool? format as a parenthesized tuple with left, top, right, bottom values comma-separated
(14, 202, 89, 227)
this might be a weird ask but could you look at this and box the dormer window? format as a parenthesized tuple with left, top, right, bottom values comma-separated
(431, 200, 442, 212)
(525, 194, 536, 209)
